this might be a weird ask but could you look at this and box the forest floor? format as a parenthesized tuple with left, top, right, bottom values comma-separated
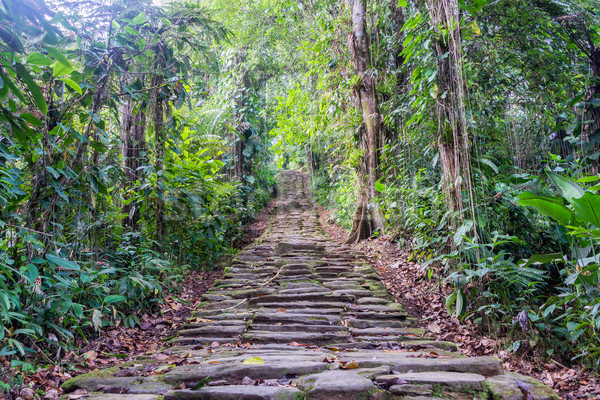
(317, 208, 600, 400)
(1, 200, 276, 400)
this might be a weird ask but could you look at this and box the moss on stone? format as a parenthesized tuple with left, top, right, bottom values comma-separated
(62, 366, 121, 392)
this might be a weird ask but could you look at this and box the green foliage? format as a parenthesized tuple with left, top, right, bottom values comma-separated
(517, 170, 600, 370)
(0, 0, 275, 368)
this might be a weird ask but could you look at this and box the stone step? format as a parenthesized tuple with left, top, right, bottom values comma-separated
(256, 301, 346, 310)
(250, 324, 345, 333)
(349, 327, 426, 337)
(346, 318, 415, 328)
(164, 386, 300, 400)
(183, 321, 246, 330)
(178, 325, 246, 337)
(253, 312, 340, 325)
(170, 337, 241, 346)
(250, 293, 355, 304)
(242, 331, 349, 344)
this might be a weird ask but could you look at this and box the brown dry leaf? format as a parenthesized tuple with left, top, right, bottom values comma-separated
(427, 322, 441, 334)
(340, 361, 359, 369)
(82, 350, 97, 363)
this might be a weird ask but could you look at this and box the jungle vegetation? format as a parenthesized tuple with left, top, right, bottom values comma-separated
(1, 0, 600, 388)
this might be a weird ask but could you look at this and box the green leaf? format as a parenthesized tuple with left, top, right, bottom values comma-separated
(132, 11, 147, 25)
(577, 176, 600, 183)
(20, 113, 43, 127)
(0, 26, 24, 52)
(26, 52, 53, 66)
(374, 180, 386, 192)
(46, 254, 80, 271)
(455, 289, 467, 317)
(398, 0, 407, 6)
(72, 303, 83, 318)
(3, 72, 25, 102)
(44, 46, 72, 68)
(191, 376, 211, 390)
(547, 171, 584, 204)
(445, 291, 457, 315)
(15, 65, 47, 114)
(518, 192, 572, 226)
(25, 264, 39, 284)
(242, 357, 264, 365)
(104, 295, 126, 304)
(58, 78, 82, 94)
(572, 192, 600, 226)
(53, 62, 74, 77)
(517, 253, 564, 269)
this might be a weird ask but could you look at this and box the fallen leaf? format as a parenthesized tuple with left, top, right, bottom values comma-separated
(427, 322, 441, 334)
(340, 361, 359, 369)
(82, 350, 98, 363)
(242, 357, 265, 365)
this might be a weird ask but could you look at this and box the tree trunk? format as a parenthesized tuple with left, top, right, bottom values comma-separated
(584, 47, 600, 168)
(151, 45, 167, 241)
(345, 0, 384, 244)
(121, 101, 146, 230)
(428, 0, 473, 224)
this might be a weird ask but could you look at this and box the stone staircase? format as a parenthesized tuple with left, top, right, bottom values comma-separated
(62, 170, 557, 400)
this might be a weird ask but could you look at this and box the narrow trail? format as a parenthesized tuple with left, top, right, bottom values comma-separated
(61, 171, 557, 399)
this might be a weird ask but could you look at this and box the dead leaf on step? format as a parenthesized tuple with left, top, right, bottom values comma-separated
(276, 308, 286, 313)
(155, 364, 174, 372)
(340, 361, 359, 369)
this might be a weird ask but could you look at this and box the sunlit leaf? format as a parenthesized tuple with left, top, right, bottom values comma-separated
(242, 357, 264, 364)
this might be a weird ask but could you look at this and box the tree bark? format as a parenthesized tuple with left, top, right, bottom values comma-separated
(151, 44, 167, 241)
(345, 0, 384, 244)
(428, 0, 472, 223)
(121, 101, 147, 229)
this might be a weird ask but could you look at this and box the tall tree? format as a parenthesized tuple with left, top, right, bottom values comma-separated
(427, 0, 474, 223)
(345, 0, 384, 244)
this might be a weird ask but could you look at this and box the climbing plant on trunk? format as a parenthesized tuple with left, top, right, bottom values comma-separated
(426, 0, 475, 226)
(345, 0, 384, 244)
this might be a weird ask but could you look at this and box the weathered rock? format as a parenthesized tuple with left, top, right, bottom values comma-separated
(164, 385, 301, 400)
(297, 370, 376, 399)
(82, 395, 162, 400)
(486, 372, 559, 400)
(378, 371, 486, 391)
